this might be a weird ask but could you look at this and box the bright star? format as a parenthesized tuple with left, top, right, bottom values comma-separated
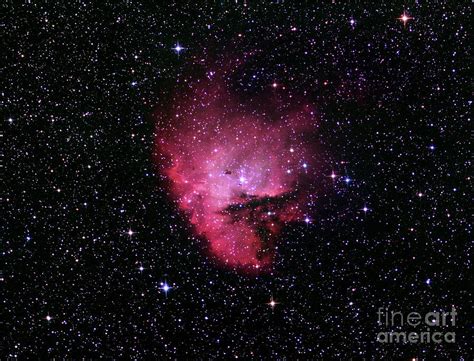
(267, 297, 279, 309)
(161, 282, 171, 295)
(398, 12, 413, 26)
(173, 43, 184, 54)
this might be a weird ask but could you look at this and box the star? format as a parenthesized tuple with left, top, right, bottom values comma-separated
(160, 282, 172, 296)
(173, 43, 184, 54)
(398, 12, 413, 26)
(267, 297, 279, 309)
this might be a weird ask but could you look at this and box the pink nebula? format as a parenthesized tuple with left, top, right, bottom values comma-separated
(155, 77, 317, 273)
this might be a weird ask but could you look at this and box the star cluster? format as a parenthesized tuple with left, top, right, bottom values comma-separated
(156, 74, 319, 271)
(4, 2, 472, 359)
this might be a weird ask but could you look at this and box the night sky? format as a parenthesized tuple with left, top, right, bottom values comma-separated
(4, 1, 472, 359)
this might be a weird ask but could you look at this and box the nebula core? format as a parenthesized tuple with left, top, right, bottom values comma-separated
(155, 76, 318, 272)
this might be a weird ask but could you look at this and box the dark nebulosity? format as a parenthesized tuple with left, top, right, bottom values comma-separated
(4, 2, 472, 359)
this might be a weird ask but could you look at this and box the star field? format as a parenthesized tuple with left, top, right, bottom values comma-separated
(4, 2, 472, 359)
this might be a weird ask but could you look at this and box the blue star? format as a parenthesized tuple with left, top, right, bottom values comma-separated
(173, 43, 184, 54)
(161, 282, 172, 295)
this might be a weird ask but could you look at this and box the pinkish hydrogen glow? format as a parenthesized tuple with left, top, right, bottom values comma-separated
(155, 78, 318, 273)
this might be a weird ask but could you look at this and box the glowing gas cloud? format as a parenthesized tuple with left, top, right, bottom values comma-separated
(155, 73, 318, 273)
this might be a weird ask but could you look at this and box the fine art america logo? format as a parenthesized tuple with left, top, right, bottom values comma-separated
(377, 307, 457, 344)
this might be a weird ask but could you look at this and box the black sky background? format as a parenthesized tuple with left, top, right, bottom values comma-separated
(4, 2, 472, 359)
